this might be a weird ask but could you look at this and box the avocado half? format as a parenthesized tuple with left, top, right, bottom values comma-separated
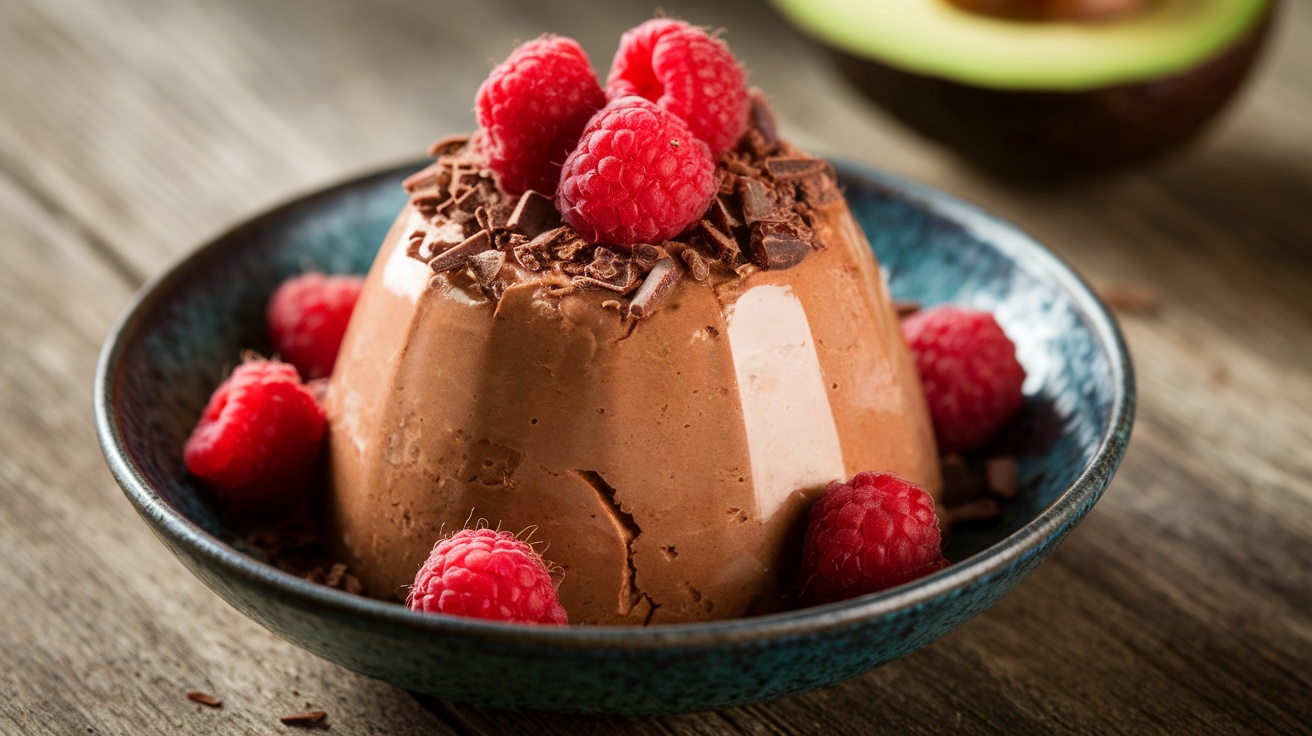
(773, 0, 1277, 175)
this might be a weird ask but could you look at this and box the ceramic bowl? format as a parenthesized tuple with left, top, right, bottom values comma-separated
(95, 160, 1133, 715)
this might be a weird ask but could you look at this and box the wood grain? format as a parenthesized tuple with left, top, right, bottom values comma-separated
(0, 0, 1308, 733)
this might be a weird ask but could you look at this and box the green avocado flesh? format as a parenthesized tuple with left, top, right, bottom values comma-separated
(773, 0, 1269, 90)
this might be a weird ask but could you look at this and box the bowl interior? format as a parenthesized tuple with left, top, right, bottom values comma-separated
(96, 160, 1131, 713)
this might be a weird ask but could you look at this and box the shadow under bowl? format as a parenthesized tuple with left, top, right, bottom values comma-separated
(94, 160, 1134, 715)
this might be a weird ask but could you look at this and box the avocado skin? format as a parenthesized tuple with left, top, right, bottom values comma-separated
(816, 3, 1276, 177)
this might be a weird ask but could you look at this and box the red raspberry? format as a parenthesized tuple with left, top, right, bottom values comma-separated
(183, 360, 327, 514)
(902, 306, 1027, 453)
(407, 529, 568, 625)
(798, 472, 947, 606)
(556, 96, 716, 248)
(607, 19, 749, 156)
(266, 272, 364, 381)
(476, 35, 606, 197)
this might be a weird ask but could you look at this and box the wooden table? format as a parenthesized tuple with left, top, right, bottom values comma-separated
(2, 0, 1308, 732)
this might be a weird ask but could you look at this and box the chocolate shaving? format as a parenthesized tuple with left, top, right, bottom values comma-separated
(186, 691, 222, 708)
(985, 457, 1018, 499)
(698, 220, 742, 263)
(764, 156, 828, 180)
(682, 248, 711, 281)
(749, 221, 810, 270)
(429, 230, 491, 272)
(553, 235, 590, 263)
(738, 178, 775, 224)
(506, 190, 560, 237)
(748, 88, 779, 151)
(631, 243, 670, 273)
(427, 134, 470, 157)
(279, 710, 328, 728)
(584, 247, 625, 282)
(1098, 283, 1161, 315)
(628, 258, 683, 319)
(893, 299, 922, 318)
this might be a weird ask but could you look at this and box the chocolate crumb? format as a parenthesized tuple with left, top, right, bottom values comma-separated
(749, 221, 810, 270)
(279, 710, 327, 728)
(944, 497, 1002, 526)
(186, 691, 222, 708)
(682, 248, 711, 281)
(1098, 283, 1161, 315)
(628, 258, 683, 319)
(584, 247, 625, 282)
(985, 457, 1018, 499)
(506, 190, 561, 238)
(893, 300, 921, 318)
(429, 230, 492, 272)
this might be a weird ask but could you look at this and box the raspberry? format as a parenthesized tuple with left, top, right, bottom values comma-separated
(266, 272, 364, 381)
(557, 96, 716, 248)
(902, 306, 1027, 453)
(408, 529, 568, 625)
(798, 472, 948, 606)
(476, 35, 606, 197)
(607, 19, 749, 156)
(183, 360, 327, 514)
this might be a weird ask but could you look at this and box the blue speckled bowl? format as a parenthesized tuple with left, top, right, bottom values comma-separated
(94, 160, 1133, 715)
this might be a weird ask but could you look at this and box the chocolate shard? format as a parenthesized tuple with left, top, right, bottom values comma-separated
(698, 220, 742, 264)
(411, 221, 466, 262)
(427, 134, 470, 157)
(710, 194, 742, 232)
(628, 258, 683, 319)
(468, 249, 508, 296)
(796, 169, 843, 206)
(945, 497, 1002, 526)
(506, 190, 561, 238)
(408, 184, 449, 212)
(429, 229, 491, 272)
(738, 178, 775, 225)
(186, 691, 222, 708)
(403, 161, 451, 194)
(985, 456, 1018, 499)
(764, 156, 828, 181)
(749, 221, 810, 270)
(748, 88, 779, 151)
(940, 454, 981, 506)
(681, 248, 711, 281)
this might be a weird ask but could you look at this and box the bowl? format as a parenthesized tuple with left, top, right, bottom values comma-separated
(94, 159, 1134, 715)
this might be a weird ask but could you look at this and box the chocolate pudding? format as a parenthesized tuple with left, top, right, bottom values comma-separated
(323, 107, 941, 625)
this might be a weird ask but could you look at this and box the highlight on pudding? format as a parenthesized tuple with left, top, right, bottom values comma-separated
(181, 19, 1028, 626)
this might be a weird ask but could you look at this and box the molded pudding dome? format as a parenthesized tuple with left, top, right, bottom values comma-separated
(323, 131, 941, 625)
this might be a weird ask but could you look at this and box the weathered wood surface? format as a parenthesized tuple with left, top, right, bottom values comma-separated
(0, 0, 1308, 732)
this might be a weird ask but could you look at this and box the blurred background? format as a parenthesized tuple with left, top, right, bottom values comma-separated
(1, 0, 1308, 733)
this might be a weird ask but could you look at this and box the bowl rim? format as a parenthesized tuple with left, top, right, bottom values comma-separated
(94, 158, 1135, 650)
